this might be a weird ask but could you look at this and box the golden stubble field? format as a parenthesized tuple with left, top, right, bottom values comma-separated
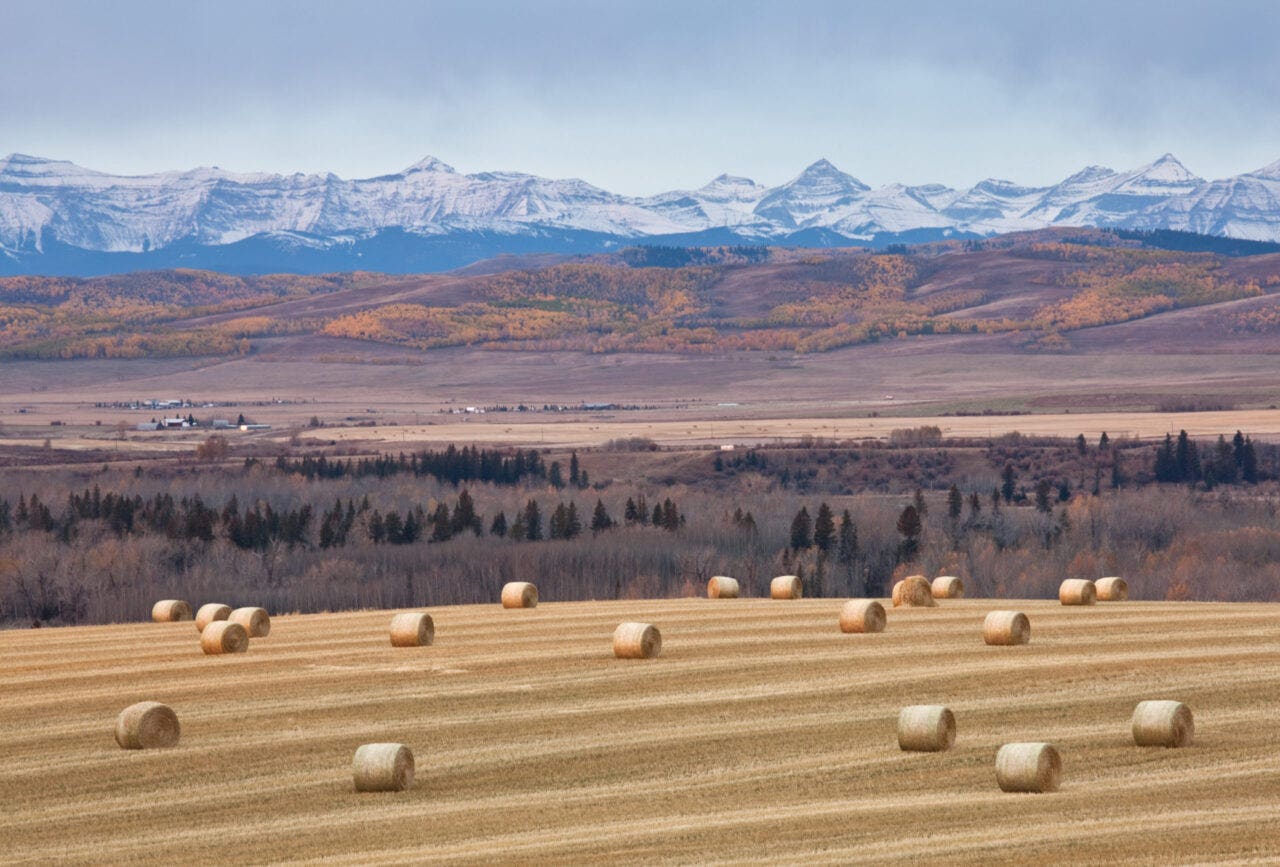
(2, 598, 1279, 864)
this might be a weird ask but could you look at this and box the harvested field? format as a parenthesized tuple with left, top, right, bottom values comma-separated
(2, 599, 1279, 863)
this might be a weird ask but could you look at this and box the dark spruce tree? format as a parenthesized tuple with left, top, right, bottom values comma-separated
(896, 504, 922, 562)
(789, 506, 812, 550)
(813, 502, 835, 553)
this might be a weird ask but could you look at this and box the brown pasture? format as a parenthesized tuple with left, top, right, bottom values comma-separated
(2, 598, 1279, 863)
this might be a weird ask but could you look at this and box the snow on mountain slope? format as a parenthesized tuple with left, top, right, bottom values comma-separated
(3, 152, 1280, 266)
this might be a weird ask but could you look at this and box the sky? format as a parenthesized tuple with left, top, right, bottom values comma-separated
(2, 0, 1279, 194)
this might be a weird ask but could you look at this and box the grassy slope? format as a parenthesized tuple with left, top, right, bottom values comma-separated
(2, 598, 1279, 864)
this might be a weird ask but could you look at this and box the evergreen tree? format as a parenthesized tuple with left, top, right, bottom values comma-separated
(968, 491, 982, 517)
(490, 511, 508, 537)
(523, 499, 542, 541)
(509, 511, 526, 542)
(624, 497, 638, 523)
(1034, 479, 1053, 513)
(947, 485, 963, 521)
(429, 502, 452, 542)
(549, 503, 568, 540)
(1174, 430, 1200, 483)
(451, 489, 480, 535)
(652, 503, 663, 527)
(1001, 463, 1017, 503)
(548, 462, 564, 490)
(1099, 431, 1110, 450)
(1057, 479, 1071, 501)
(1241, 436, 1259, 483)
(381, 507, 401, 540)
(661, 499, 680, 532)
(813, 502, 835, 553)
(1233, 430, 1247, 469)
(1076, 433, 1087, 455)
(590, 499, 612, 532)
(1111, 455, 1124, 489)
(367, 510, 385, 544)
(789, 506, 812, 550)
(1154, 434, 1178, 482)
(1212, 435, 1238, 484)
(896, 504, 922, 561)
(836, 510, 858, 568)
(569, 452, 580, 487)
(566, 502, 582, 539)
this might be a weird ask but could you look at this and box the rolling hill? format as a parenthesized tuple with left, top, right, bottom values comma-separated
(3, 229, 1279, 362)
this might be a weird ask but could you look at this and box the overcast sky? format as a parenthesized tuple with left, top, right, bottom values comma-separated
(3, 0, 1278, 194)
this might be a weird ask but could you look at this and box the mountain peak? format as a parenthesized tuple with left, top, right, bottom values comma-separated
(701, 173, 760, 190)
(1059, 165, 1116, 186)
(788, 158, 870, 192)
(1135, 153, 1200, 183)
(1249, 158, 1280, 180)
(402, 156, 456, 174)
(1, 153, 69, 170)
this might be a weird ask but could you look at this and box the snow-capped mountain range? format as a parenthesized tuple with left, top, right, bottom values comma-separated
(3, 152, 1280, 274)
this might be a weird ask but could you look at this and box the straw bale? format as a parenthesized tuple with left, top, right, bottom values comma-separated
(613, 622, 661, 659)
(897, 705, 956, 752)
(115, 701, 180, 750)
(229, 606, 271, 637)
(389, 612, 435, 647)
(501, 582, 538, 608)
(983, 610, 1030, 645)
(151, 600, 192, 622)
(353, 743, 415, 792)
(839, 599, 886, 634)
(200, 620, 249, 654)
(931, 576, 964, 599)
(1096, 577, 1129, 602)
(1059, 578, 1097, 606)
(195, 603, 231, 632)
(706, 576, 740, 599)
(770, 575, 802, 600)
(892, 575, 936, 608)
(1132, 700, 1194, 748)
(996, 742, 1061, 793)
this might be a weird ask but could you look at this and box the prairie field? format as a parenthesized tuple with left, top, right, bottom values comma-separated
(2, 598, 1279, 864)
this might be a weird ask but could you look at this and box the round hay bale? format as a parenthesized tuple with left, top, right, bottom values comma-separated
(228, 606, 271, 637)
(1132, 700, 1194, 748)
(114, 701, 180, 750)
(613, 622, 661, 659)
(770, 575, 802, 600)
(353, 743, 415, 792)
(707, 576, 740, 599)
(195, 603, 232, 632)
(839, 599, 886, 634)
(891, 575, 936, 608)
(200, 620, 249, 655)
(501, 582, 538, 609)
(996, 742, 1061, 793)
(389, 612, 434, 647)
(931, 576, 964, 599)
(897, 705, 956, 752)
(1096, 576, 1129, 602)
(151, 600, 192, 622)
(983, 610, 1030, 646)
(1059, 578, 1097, 606)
